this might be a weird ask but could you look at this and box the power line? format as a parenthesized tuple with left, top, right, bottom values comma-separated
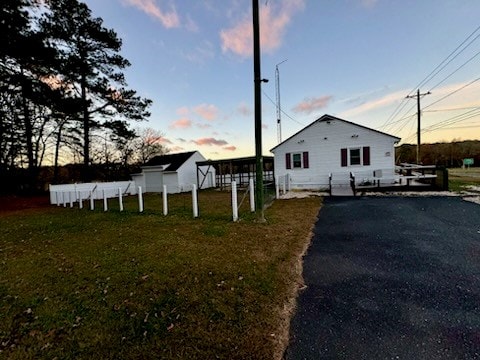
(423, 77, 480, 110)
(383, 24, 480, 129)
(262, 90, 305, 126)
(427, 48, 480, 92)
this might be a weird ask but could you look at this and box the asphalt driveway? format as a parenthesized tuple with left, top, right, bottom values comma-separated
(285, 196, 480, 360)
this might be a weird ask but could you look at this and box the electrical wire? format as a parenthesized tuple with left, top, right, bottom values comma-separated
(383, 24, 480, 129)
(262, 90, 305, 126)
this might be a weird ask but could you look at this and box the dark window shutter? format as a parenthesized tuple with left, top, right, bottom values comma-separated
(341, 148, 347, 167)
(286, 153, 291, 169)
(363, 146, 371, 166)
(303, 152, 309, 168)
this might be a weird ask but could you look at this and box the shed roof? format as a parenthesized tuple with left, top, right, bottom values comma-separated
(144, 151, 197, 171)
(270, 114, 401, 152)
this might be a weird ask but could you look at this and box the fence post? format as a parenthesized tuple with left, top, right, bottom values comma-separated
(282, 176, 286, 195)
(192, 184, 198, 218)
(55, 192, 60, 206)
(138, 186, 144, 213)
(118, 187, 123, 212)
(101, 189, 106, 211)
(63, 192, 67, 207)
(90, 190, 94, 210)
(232, 181, 238, 222)
(249, 178, 255, 212)
(275, 178, 280, 199)
(78, 191, 83, 209)
(69, 191, 74, 208)
(163, 185, 168, 216)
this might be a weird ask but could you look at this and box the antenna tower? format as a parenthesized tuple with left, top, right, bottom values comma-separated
(275, 59, 287, 143)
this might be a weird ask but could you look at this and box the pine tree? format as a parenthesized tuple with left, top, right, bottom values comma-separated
(42, 0, 151, 181)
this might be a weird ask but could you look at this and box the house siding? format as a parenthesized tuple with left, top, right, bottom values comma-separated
(271, 118, 398, 190)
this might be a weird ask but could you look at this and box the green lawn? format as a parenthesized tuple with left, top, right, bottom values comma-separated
(0, 191, 320, 359)
(448, 167, 480, 192)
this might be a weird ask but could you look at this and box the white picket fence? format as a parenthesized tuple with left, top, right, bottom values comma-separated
(49, 181, 137, 205)
(49, 180, 261, 222)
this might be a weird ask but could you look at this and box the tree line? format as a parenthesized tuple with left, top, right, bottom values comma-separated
(1, 0, 167, 193)
(396, 140, 480, 167)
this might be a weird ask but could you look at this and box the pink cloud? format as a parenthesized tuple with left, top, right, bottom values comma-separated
(293, 96, 333, 114)
(146, 136, 172, 145)
(176, 106, 190, 116)
(223, 146, 237, 151)
(192, 138, 228, 146)
(194, 104, 218, 121)
(220, 0, 305, 57)
(169, 118, 192, 129)
(123, 0, 180, 28)
(170, 146, 185, 152)
(237, 102, 252, 116)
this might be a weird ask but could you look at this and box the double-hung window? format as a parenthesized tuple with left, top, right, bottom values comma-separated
(286, 152, 309, 169)
(341, 146, 370, 167)
(349, 148, 361, 165)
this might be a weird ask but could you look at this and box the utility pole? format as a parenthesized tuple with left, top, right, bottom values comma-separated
(252, 0, 267, 222)
(406, 89, 431, 164)
(275, 59, 287, 144)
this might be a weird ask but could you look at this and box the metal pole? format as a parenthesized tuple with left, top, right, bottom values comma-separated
(252, 0, 265, 222)
(275, 59, 287, 144)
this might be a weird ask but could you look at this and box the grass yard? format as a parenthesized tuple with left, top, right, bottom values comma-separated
(0, 190, 320, 359)
(448, 167, 480, 192)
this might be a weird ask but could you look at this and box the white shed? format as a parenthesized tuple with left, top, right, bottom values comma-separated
(131, 151, 215, 193)
(270, 114, 400, 190)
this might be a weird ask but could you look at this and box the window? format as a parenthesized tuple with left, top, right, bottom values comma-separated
(350, 148, 361, 165)
(292, 153, 302, 168)
(341, 146, 371, 167)
(286, 152, 309, 169)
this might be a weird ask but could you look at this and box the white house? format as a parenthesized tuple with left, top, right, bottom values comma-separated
(131, 151, 215, 193)
(270, 114, 401, 190)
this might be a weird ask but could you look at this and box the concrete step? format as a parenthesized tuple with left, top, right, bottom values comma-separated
(330, 185, 354, 196)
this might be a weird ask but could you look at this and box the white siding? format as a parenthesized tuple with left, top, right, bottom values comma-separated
(177, 151, 207, 189)
(143, 168, 164, 192)
(272, 118, 398, 190)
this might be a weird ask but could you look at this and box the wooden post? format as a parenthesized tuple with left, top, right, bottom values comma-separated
(138, 186, 144, 213)
(249, 178, 255, 212)
(118, 187, 123, 212)
(192, 184, 198, 218)
(163, 185, 168, 216)
(275, 178, 280, 199)
(232, 181, 238, 222)
(78, 191, 83, 209)
(103, 189, 108, 212)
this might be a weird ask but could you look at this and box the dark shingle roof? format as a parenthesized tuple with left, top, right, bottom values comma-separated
(144, 151, 196, 171)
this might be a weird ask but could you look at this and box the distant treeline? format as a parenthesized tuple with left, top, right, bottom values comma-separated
(2, 163, 141, 195)
(396, 140, 480, 167)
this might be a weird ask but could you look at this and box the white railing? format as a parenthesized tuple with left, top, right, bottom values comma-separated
(49, 181, 137, 205)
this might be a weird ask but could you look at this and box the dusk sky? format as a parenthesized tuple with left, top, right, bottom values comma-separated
(83, 0, 480, 159)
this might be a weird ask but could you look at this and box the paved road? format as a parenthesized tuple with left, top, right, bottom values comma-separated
(285, 196, 480, 360)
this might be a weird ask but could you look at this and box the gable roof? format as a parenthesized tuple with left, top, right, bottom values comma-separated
(270, 114, 401, 152)
(144, 151, 197, 171)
